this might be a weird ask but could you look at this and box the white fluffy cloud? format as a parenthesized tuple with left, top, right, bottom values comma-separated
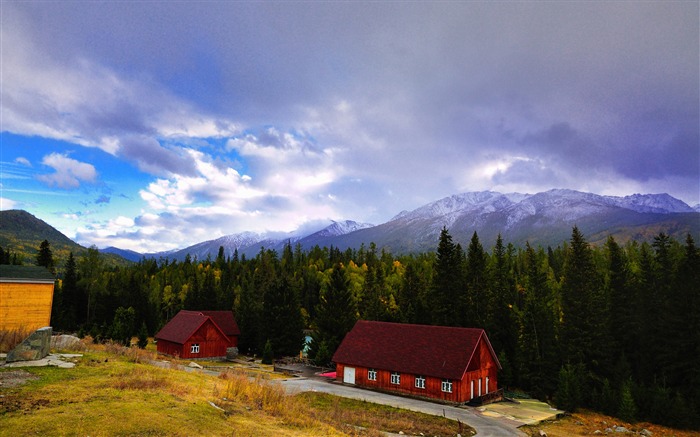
(37, 153, 97, 189)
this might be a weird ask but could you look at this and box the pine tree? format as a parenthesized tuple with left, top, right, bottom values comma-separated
(518, 243, 559, 398)
(263, 274, 305, 357)
(36, 239, 55, 274)
(487, 234, 519, 383)
(431, 227, 464, 326)
(465, 231, 488, 327)
(560, 227, 601, 366)
(309, 264, 357, 360)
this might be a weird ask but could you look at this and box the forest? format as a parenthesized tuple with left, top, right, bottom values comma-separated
(2, 226, 699, 429)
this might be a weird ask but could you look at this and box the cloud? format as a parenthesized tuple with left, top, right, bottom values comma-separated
(0, 197, 18, 211)
(15, 157, 31, 167)
(1, 4, 240, 177)
(37, 153, 97, 189)
(4, 2, 699, 252)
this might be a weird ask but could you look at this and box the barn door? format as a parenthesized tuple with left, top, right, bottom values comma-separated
(343, 367, 356, 384)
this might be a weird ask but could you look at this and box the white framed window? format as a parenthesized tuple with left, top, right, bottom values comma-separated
(441, 379, 453, 393)
(390, 372, 401, 385)
(191, 343, 200, 354)
(415, 375, 426, 389)
(368, 368, 377, 381)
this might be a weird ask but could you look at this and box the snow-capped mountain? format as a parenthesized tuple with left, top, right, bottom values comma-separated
(306, 220, 374, 238)
(105, 189, 699, 261)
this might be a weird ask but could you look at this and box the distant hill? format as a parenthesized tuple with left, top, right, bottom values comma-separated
(0, 210, 129, 270)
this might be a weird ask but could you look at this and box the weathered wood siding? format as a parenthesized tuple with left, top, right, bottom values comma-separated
(156, 319, 230, 359)
(0, 282, 55, 332)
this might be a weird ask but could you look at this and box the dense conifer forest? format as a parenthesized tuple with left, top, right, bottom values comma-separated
(2, 227, 699, 429)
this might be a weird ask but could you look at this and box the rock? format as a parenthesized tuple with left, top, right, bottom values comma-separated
(399, 432, 404, 435)
(605, 428, 614, 433)
(51, 334, 82, 350)
(640, 429, 653, 436)
(614, 426, 629, 433)
(188, 362, 203, 369)
(539, 430, 547, 437)
(7, 327, 52, 362)
(593, 431, 603, 435)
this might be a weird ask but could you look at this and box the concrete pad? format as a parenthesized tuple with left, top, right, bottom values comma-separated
(479, 399, 563, 426)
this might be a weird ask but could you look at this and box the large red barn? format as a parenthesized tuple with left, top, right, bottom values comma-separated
(155, 310, 240, 359)
(332, 320, 501, 403)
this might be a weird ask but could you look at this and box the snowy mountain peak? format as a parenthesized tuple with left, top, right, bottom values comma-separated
(314, 220, 374, 237)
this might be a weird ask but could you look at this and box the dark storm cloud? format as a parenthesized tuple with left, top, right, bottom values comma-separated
(4, 0, 699, 249)
(119, 136, 197, 177)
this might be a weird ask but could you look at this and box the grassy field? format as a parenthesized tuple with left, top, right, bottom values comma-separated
(0, 341, 469, 436)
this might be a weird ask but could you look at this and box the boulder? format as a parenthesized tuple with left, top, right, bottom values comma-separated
(6, 327, 52, 362)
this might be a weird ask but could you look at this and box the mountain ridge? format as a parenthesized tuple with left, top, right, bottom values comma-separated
(2, 189, 698, 263)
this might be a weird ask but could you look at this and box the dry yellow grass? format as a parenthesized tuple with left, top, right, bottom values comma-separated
(522, 409, 698, 437)
(1, 340, 465, 436)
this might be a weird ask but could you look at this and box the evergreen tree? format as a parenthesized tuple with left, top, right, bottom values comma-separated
(518, 243, 559, 398)
(309, 264, 357, 360)
(560, 227, 601, 366)
(61, 252, 79, 330)
(111, 306, 136, 346)
(430, 227, 464, 326)
(262, 274, 305, 357)
(262, 339, 274, 365)
(487, 234, 519, 383)
(605, 236, 636, 375)
(137, 322, 149, 349)
(465, 231, 489, 327)
(36, 239, 55, 274)
(397, 262, 429, 324)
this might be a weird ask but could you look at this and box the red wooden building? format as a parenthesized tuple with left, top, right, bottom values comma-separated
(155, 310, 240, 359)
(333, 320, 501, 403)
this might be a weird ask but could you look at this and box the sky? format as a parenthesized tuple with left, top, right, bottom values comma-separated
(1, 2, 698, 253)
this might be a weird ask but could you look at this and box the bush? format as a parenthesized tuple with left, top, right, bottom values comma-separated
(556, 363, 584, 412)
(262, 339, 274, 365)
(617, 378, 637, 423)
(137, 322, 148, 349)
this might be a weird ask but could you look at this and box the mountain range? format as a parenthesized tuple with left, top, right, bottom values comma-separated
(99, 188, 700, 261)
(2, 189, 698, 264)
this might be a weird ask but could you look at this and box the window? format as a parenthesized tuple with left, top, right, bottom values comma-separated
(191, 343, 200, 354)
(441, 379, 453, 393)
(415, 375, 426, 389)
(368, 368, 377, 381)
(390, 372, 401, 385)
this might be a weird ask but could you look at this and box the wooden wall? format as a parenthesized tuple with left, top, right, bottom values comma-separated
(336, 337, 500, 403)
(0, 282, 54, 332)
(156, 319, 230, 359)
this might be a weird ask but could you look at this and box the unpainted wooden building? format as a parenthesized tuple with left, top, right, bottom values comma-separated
(0, 265, 55, 332)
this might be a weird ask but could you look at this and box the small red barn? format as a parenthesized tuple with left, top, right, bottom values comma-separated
(333, 320, 501, 403)
(155, 310, 240, 359)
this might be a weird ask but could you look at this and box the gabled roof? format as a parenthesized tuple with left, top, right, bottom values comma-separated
(0, 265, 55, 283)
(200, 311, 240, 336)
(155, 310, 230, 344)
(332, 320, 501, 380)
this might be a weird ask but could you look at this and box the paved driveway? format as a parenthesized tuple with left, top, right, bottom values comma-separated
(278, 377, 525, 437)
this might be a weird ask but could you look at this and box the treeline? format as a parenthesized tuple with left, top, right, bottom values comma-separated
(5, 228, 699, 429)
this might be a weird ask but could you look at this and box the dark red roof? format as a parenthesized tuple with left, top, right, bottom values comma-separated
(155, 310, 232, 344)
(332, 320, 501, 380)
(200, 311, 240, 336)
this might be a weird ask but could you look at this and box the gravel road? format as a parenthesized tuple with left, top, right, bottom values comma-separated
(278, 377, 526, 437)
